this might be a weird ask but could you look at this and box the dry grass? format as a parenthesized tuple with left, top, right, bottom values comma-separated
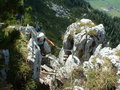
(74, 20, 96, 35)
(75, 28, 84, 34)
(80, 22, 96, 28)
(115, 50, 120, 56)
(86, 57, 118, 90)
(4, 28, 15, 37)
(86, 69, 117, 90)
(90, 56, 98, 65)
(87, 30, 97, 36)
(15, 34, 28, 60)
(60, 67, 86, 89)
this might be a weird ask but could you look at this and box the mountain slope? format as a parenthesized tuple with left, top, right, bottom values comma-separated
(25, 0, 120, 47)
(86, 0, 120, 17)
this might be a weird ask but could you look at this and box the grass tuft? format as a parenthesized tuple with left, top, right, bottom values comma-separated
(86, 57, 118, 90)
(87, 30, 97, 36)
(115, 50, 120, 56)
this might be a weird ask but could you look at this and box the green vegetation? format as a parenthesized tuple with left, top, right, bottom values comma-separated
(72, 67, 85, 80)
(86, 68, 117, 90)
(61, 57, 118, 90)
(115, 50, 120, 56)
(88, 30, 97, 36)
(24, 0, 120, 47)
(0, 25, 37, 89)
(86, 69, 117, 90)
(8, 31, 36, 90)
(60, 67, 86, 89)
(87, 0, 120, 17)
(86, 57, 118, 90)
(104, 0, 120, 9)
(0, 0, 24, 21)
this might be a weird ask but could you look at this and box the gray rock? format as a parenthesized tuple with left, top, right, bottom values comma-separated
(84, 43, 120, 89)
(59, 19, 106, 64)
(64, 55, 80, 73)
(56, 55, 80, 79)
(73, 86, 84, 90)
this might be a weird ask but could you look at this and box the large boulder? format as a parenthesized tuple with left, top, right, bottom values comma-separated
(56, 55, 80, 79)
(59, 19, 106, 65)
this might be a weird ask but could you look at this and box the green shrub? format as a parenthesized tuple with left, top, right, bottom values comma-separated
(17, 61, 31, 80)
(0, 28, 20, 49)
(72, 67, 84, 79)
(61, 67, 86, 89)
(86, 70, 97, 89)
(6, 31, 35, 90)
(25, 79, 37, 90)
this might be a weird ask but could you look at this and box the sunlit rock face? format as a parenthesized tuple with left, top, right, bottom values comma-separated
(59, 19, 106, 65)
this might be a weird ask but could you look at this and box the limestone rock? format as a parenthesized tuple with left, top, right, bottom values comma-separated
(83, 44, 120, 89)
(64, 55, 80, 73)
(24, 19, 120, 90)
(56, 55, 80, 80)
(73, 86, 84, 90)
(46, 2, 70, 18)
(59, 19, 106, 64)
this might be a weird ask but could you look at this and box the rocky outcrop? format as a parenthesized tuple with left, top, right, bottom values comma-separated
(83, 44, 120, 89)
(26, 19, 119, 90)
(56, 55, 80, 79)
(53, 19, 119, 89)
(39, 19, 107, 89)
(59, 19, 106, 65)
(46, 2, 70, 18)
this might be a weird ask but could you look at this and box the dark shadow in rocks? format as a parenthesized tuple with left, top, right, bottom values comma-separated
(64, 35, 74, 56)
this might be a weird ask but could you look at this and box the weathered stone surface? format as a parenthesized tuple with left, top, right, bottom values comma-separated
(64, 55, 80, 73)
(25, 19, 120, 90)
(73, 86, 84, 90)
(83, 44, 120, 89)
(59, 19, 105, 64)
(56, 55, 80, 79)
(46, 2, 70, 18)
